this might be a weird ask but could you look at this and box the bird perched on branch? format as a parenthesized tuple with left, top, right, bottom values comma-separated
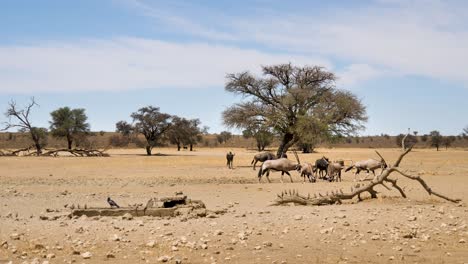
(107, 197, 120, 208)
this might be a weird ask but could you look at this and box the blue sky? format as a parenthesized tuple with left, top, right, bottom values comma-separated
(1, 0, 467, 135)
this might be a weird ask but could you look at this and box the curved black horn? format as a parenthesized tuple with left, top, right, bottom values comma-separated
(293, 150, 300, 164)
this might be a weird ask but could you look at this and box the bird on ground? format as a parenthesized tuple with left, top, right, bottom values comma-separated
(107, 197, 120, 208)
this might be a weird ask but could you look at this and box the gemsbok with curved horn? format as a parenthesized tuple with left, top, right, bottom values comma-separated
(258, 150, 301, 183)
(344, 151, 387, 181)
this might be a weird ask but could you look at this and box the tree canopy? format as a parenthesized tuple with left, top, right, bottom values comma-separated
(50, 107, 90, 149)
(242, 123, 274, 151)
(223, 63, 367, 157)
(430, 130, 442, 151)
(130, 106, 172, 155)
(167, 117, 206, 151)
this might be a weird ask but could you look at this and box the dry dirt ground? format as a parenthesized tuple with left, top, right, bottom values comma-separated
(0, 148, 467, 264)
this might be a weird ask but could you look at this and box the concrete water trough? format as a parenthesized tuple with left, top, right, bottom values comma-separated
(70, 195, 207, 218)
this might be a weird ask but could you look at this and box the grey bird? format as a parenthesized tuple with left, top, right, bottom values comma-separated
(107, 197, 120, 208)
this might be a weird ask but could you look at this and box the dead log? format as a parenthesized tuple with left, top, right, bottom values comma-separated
(40, 148, 109, 157)
(271, 148, 461, 206)
(0, 146, 34, 156)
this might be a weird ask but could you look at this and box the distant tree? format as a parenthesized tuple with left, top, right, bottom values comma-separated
(217, 131, 232, 144)
(167, 117, 206, 151)
(242, 124, 274, 151)
(50, 107, 90, 149)
(130, 106, 172, 155)
(430, 130, 442, 151)
(222, 63, 367, 158)
(115, 121, 133, 137)
(443, 136, 456, 150)
(2, 98, 48, 154)
(109, 134, 130, 147)
(167, 116, 188, 151)
(421, 134, 428, 142)
(395, 133, 418, 149)
(183, 119, 206, 151)
(463, 126, 468, 139)
(413, 131, 418, 136)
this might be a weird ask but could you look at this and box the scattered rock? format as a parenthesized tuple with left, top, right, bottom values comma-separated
(263, 241, 273, 247)
(294, 215, 303, 220)
(122, 213, 133, 220)
(146, 240, 156, 248)
(81, 251, 92, 259)
(10, 233, 20, 240)
(320, 227, 334, 234)
(158, 255, 170, 262)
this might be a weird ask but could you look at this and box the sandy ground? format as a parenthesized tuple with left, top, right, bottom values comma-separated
(0, 147, 467, 264)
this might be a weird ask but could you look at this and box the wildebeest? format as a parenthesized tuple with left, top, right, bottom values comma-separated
(257, 151, 300, 183)
(226, 151, 235, 169)
(313, 156, 329, 179)
(327, 160, 345, 182)
(299, 162, 316, 183)
(345, 158, 387, 181)
(251, 152, 288, 170)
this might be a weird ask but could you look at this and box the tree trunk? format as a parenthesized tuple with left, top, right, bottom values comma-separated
(277, 133, 295, 158)
(146, 146, 152, 155)
(257, 143, 262, 152)
(177, 143, 181, 151)
(67, 136, 73, 150)
(190, 144, 193, 151)
(30, 132, 42, 155)
(34, 142, 42, 155)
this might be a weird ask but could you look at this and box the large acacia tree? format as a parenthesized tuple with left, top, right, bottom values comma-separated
(223, 64, 367, 157)
(130, 106, 172, 155)
(50, 107, 90, 149)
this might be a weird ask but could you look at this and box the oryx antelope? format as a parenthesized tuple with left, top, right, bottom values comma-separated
(313, 156, 329, 179)
(327, 160, 345, 182)
(226, 151, 235, 169)
(258, 151, 301, 183)
(344, 153, 387, 181)
(251, 151, 287, 170)
(299, 162, 316, 183)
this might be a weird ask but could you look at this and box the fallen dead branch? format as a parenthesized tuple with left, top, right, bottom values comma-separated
(271, 148, 461, 206)
(0, 147, 109, 157)
(41, 148, 109, 157)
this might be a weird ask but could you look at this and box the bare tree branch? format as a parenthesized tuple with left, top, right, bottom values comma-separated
(392, 168, 461, 203)
(271, 149, 460, 206)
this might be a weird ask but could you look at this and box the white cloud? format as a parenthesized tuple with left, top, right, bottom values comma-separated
(122, 0, 468, 86)
(236, 2, 468, 84)
(0, 38, 330, 93)
(336, 64, 383, 88)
